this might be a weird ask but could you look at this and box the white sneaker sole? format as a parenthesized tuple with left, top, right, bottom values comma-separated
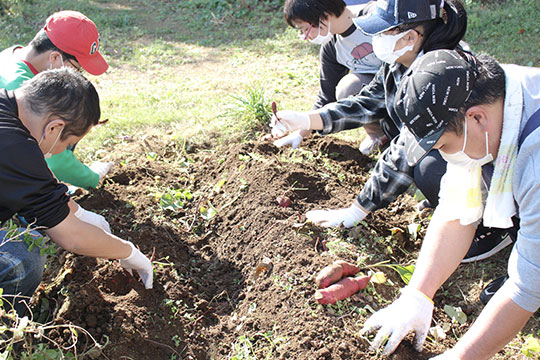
(461, 234, 513, 263)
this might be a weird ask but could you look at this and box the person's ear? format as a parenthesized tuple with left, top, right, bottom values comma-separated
(465, 105, 490, 132)
(43, 118, 66, 136)
(319, 12, 331, 27)
(48, 51, 62, 68)
(403, 29, 421, 45)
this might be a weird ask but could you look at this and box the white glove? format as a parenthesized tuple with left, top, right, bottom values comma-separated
(74, 205, 111, 233)
(119, 242, 153, 289)
(361, 287, 434, 356)
(270, 110, 311, 137)
(306, 204, 368, 228)
(273, 131, 304, 149)
(89, 161, 114, 180)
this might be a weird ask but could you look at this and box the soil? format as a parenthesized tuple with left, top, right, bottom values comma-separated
(30, 133, 527, 359)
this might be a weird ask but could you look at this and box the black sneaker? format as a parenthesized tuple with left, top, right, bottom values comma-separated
(461, 226, 514, 263)
(480, 275, 509, 305)
(416, 199, 433, 212)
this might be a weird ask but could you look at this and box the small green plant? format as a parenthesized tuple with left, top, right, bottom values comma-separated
(200, 201, 218, 220)
(522, 334, 540, 357)
(1, 220, 56, 257)
(229, 327, 287, 360)
(154, 188, 193, 211)
(164, 298, 182, 319)
(229, 83, 271, 131)
(230, 335, 257, 360)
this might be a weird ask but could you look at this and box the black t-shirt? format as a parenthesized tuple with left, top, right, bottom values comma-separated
(0, 89, 70, 228)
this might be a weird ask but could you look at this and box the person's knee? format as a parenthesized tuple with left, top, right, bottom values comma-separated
(336, 73, 373, 100)
(413, 151, 447, 206)
(0, 230, 46, 300)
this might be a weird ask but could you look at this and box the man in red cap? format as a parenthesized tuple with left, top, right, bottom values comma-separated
(0, 10, 112, 190)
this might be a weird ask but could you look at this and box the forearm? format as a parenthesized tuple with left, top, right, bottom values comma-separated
(357, 138, 414, 212)
(46, 211, 132, 259)
(452, 291, 532, 360)
(307, 112, 324, 131)
(408, 215, 476, 298)
(313, 69, 387, 135)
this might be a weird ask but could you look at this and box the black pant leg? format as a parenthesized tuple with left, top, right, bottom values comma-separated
(413, 150, 447, 207)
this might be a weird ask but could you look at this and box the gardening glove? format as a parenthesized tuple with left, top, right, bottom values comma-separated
(119, 241, 153, 289)
(360, 287, 434, 356)
(306, 203, 368, 228)
(89, 161, 114, 181)
(273, 130, 304, 149)
(270, 110, 310, 138)
(74, 204, 111, 233)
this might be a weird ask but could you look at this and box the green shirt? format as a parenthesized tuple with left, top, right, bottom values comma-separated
(0, 45, 36, 90)
(0, 45, 99, 189)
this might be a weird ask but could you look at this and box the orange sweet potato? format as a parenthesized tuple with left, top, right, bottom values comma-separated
(315, 260, 359, 289)
(334, 260, 360, 277)
(314, 275, 371, 305)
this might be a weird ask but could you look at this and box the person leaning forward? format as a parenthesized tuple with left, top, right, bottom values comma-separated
(0, 69, 153, 316)
(0, 10, 113, 190)
(361, 49, 540, 359)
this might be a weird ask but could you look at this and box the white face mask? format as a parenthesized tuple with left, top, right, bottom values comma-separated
(440, 117, 493, 168)
(38, 125, 64, 159)
(372, 30, 415, 64)
(309, 21, 332, 45)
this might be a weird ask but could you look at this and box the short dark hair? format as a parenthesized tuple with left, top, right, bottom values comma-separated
(445, 52, 506, 135)
(18, 68, 101, 139)
(396, 0, 467, 53)
(29, 29, 77, 62)
(283, 0, 346, 28)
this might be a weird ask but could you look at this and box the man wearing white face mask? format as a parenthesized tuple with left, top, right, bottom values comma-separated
(0, 10, 114, 191)
(281, 0, 384, 153)
(270, 0, 515, 264)
(0, 69, 153, 316)
(361, 49, 540, 359)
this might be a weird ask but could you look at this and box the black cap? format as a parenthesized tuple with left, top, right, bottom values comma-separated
(353, 0, 441, 36)
(394, 49, 478, 166)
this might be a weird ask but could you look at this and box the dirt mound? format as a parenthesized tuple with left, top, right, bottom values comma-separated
(30, 134, 499, 359)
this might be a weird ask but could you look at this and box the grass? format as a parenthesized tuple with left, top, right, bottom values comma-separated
(2, 0, 534, 157)
(465, 0, 540, 66)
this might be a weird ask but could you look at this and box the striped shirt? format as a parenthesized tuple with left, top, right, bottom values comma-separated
(316, 62, 415, 212)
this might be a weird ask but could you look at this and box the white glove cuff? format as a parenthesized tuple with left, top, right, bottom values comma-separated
(298, 113, 311, 130)
(74, 204, 84, 219)
(401, 287, 434, 306)
(121, 241, 137, 261)
(349, 204, 369, 222)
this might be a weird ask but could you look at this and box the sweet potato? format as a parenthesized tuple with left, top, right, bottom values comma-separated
(315, 260, 359, 289)
(276, 195, 292, 207)
(271, 101, 278, 116)
(314, 275, 371, 305)
(334, 260, 360, 277)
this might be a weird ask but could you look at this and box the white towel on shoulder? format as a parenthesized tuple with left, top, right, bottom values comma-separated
(436, 64, 522, 228)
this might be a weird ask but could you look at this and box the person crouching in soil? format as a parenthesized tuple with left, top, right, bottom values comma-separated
(0, 68, 153, 316)
(362, 49, 540, 359)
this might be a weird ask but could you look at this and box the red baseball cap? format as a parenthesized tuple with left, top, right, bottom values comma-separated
(44, 10, 108, 75)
